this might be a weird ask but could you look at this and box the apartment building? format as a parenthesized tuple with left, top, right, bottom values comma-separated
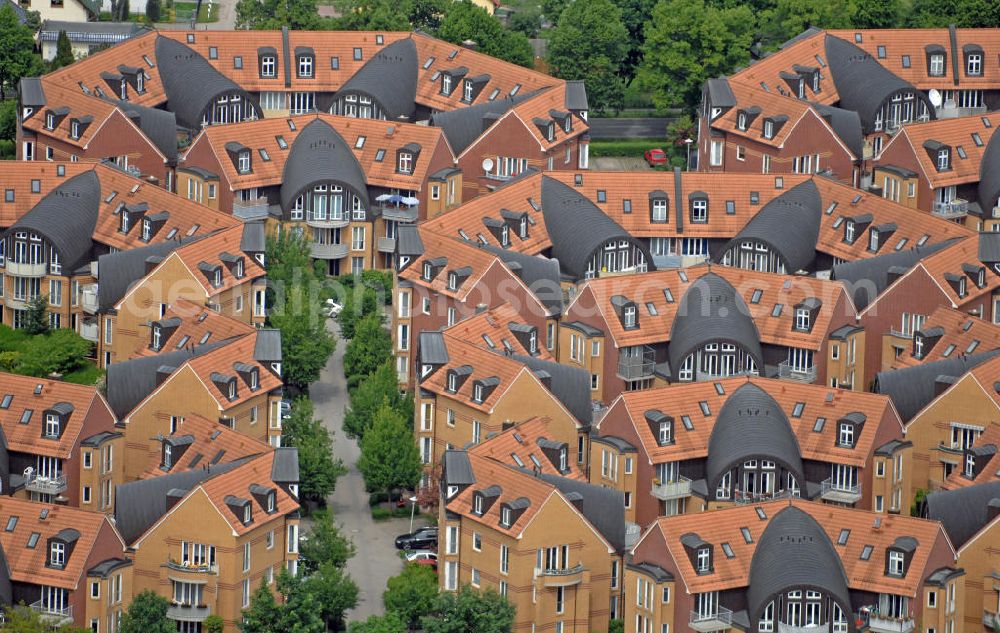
(591, 377, 909, 526)
(0, 373, 123, 511)
(91, 223, 268, 367)
(414, 328, 591, 470)
(0, 497, 132, 631)
(559, 266, 860, 404)
(874, 113, 999, 226)
(836, 232, 1000, 381)
(114, 450, 300, 633)
(924, 481, 1000, 632)
(440, 450, 628, 632)
(625, 500, 963, 633)
(890, 305, 1000, 369)
(105, 330, 284, 480)
(392, 224, 562, 385)
(876, 350, 1000, 493)
(122, 298, 257, 361)
(139, 413, 272, 479)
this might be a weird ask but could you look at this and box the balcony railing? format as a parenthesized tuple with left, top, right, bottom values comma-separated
(166, 559, 219, 574)
(309, 242, 349, 260)
(24, 473, 67, 495)
(779, 622, 831, 633)
(820, 478, 862, 504)
(305, 214, 350, 229)
(233, 199, 270, 221)
(5, 261, 48, 277)
(377, 237, 396, 253)
(936, 103, 987, 119)
(79, 320, 99, 342)
(484, 172, 513, 182)
(618, 345, 655, 381)
(864, 613, 915, 633)
(534, 564, 585, 587)
(778, 361, 817, 382)
(30, 600, 72, 623)
(689, 606, 733, 632)
(378, 205, 419, 223)
(166, 603, 212, 622)
(81, 284, 99, 314)
(984, 610, 998, 630)
(932, 199, 969, 219)
(733, 489, 793, 505)
(888, 328, 913, 339)
(625, 522, 641, 549)
(651, 477, 692, 501)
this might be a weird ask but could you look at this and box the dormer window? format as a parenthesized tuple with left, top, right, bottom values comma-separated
(696, 547, 710, 573)
(447, 372, 457, 392)
(967, 53, 982, 76)
(137, 73, 144, 92)
(937, 148, 949, 171)
(163, 443, 172, 468)
(398, 152, 413, 174)
(50, 542, 65, 567)
(500, 505, 511, 527)
(929, 53, 945, 76)
(70, 120, 80, 139)
(214, 268, 222, 287)
(794, 308, 810, 331)
(624, 305, 636, 328)
(658, 419, 672, 445)
(238, 151, 251, 174)
(844, 220, 856, 244)
(298, 54, 313, 78)
(887, 550, 905, 576)
(797, 78, 805, 99)
(914, 335, 924, 358)
(422, 261, 433, 281)
(500, 223, 509, 246)
(812, 72, 820, 92)
(869, 228, 879, 252)
(250, 368, 259, 390)
(261, 55, 276, 77)
(651, 197, 668, 223)
(45, 112, 55, 130)
(547, 123, 554, 141)
(838, 422, 854, 447)
(737, 111, 747, 130)
(120, 78, 127, 100)
(267, 491, 275, 512)
(473, 494, 483, 515)
(441, 74, 452, 95)
(447, 272, 457, 290)
(964, 452, 975, 477)
(529, 329, 537, 354)
(519, 215, 528, 238)
(958, 276, 966, 297)
(473, 383, 484, 403)
(152, 326, 161, 350)
(141, 218, 152, 241)
(978, 268, 986, 288)
(763, 119, 774, 139)
(690, 197, 708, 223)
(120, 212, 130, 233)
(228, 380, 237, 400)
(243, 504, 251, 523)
(463, 79, 474, 102)
(44, 413, 60, 438)
(563, 116, 571, 133)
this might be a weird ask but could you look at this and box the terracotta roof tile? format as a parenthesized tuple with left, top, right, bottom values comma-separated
(730, 31, 839, 104)
(892, 305, 1000, 368)
(0, 162, 95, 227)
(21, 82, 118, 149)
(884, 113, 999, 188)
(182, 332, 282, 409)
(443, 304, 553, 360)
(422, 337, 528, 413)
(132, 298, 256, 359)
(196, 451, 298, 536)
(507, 87, 588, 152)
(470, 417, 585, 480)
(712, 81, 815, 149)
(399, 226, 508, 301)
(915, 235, 1000, 305)
(170, 224, 265, 296)
(940, 420, 1000, 490)
(142, 413, 270, 478)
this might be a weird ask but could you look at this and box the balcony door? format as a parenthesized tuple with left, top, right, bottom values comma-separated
(40, 586, 68, 614)
(695, 591, 718, 618)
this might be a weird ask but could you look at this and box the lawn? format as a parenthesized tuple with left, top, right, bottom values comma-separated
(173, 0, 218, 22)
(63, 364, 105, 387)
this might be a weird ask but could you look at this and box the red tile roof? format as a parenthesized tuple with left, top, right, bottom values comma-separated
(142, 413, 270, 478)
(131, 298, 256, 359)
(443, 304, 553, 360)
(195, 451, 298, 536)
(182, 332, 282, 409)
(169, 224, 265, 297)
(881, 113, 999, 188)
(470, 417, 585, 480)
(891, 305, 1000, 368)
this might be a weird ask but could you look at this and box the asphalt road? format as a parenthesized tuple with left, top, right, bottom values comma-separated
(308, 320, 414, 622)
(588, 117, 673, 139)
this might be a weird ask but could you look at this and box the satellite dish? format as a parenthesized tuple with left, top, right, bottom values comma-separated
(482, 158, 494, 172)
(928, 89, 942, 108)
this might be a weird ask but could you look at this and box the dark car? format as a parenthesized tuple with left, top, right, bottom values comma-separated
(395, 527, 438, 550)
(644, 148, 668, 167)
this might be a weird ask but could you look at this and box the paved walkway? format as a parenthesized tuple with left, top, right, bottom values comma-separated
(308, 320, 414, 622)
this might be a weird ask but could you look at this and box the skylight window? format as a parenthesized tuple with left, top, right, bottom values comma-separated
(375, 149, 385, 162)
(681, 415, 693, 431)
(917, 234, 929, 246)
(972, 133, 983, 147)
(825, 202, 837, 215)
(813, 417, 826, 432)
(755, 507, 766, 520)
(741, 527, 753, 544)
(771, 304, 783, 317)
(895, 238, 908, 251)
(276, 135, 288, 149)
(942, 344, 955, 357)
(791, 402, 805, 418)
(699, 401, 711, 416)
(721, 543, 735, 558)
(646, 302, 658, 316)
(750, 289, 763, 304)
(860, 545, 873, 560)
(664, 288, 674, 303)
(838, 529, 850, 545)
(714, 383, 725, 395)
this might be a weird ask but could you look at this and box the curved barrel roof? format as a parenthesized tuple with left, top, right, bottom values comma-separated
(747, 505, 851, 621)
(725, 179, 822, 272)
(155, 36, 247, 129)
(705, 383, 803, 491)
(668, 273, 763, 374)
(335, 38, 417, 121)
(6, 170, 101, 270)
(979, 129, 1000, 212)
(279, 118, 369, 211)
(924, 480, 1000, 548)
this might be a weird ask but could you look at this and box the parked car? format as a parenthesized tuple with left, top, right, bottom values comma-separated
(325, 298, 343, 318)
(644, 148, 668, 167)
(279, 400, 292, 419)
(395, 527, 438, 550)
(412, 557, 438, 572)
(405, 550, 438, 563)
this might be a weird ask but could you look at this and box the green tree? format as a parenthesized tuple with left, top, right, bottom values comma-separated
(609, 619, 625, 633)
(437, 1, 533, 68)
(276, 570, 326, 633)
(269, 285, 336, 391)
(23, 295, 49, 336)
(540, 0, 568, 22)
(348, 614, 408, 633)
(614, 0, 656, 80)
(235, 0, 330, 32)
(420, 585, 515, 633)
(756, 0, 856, 50)
(267, 229, 324, 286)
(0, 5, 43, 101)
(0, 604, 90, 632)
(240, 581, 282, 633)
(358, 401, 421, 505)
(120, 591, 174, 633)
(303, 562, 359, 629)
(384, 563, 439, 629)
(16, 329, 92, 377)
(906, 0, 1000, 27)
(337, 286, 378, 340)
(145, 0, 162, 22)
(0, 99, 17, 143)
(638, 0, 754, 111)
(51, 31, 75, 70)
(343, 312, 391, 381)
(408, 0, 448, 30)
(852, 0, 901, 27)
(507, 8, 540, 37)
(300, 508, 355, 575)
(282, 397, 346, 503)
(203, 615, 224, 633)
(546, 0, 629, 114)
(344, 360, 408, 438)
(335, 0, 410, 29)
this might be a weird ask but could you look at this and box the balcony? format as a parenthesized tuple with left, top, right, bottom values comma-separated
(6, 261, 48, 277)
(378, 205, 418, 223)
(985, 611, 998, 630)
(24, 473, 67, 495)
(936, 103, 987, 119)
(377, 237, 396, 253)
(79, 319, 98, 342)
(618, 346, 655, 381)
(689, 606, 733, 632)
(534, 564, 585, 587)
(305, 214, 350, 229)
(625, 522, 641, 549)
(864, 614, 915, 633)
(733, 489, 792, 505)
(309, 242, 349, 260)
(166, 559, 219, 575)
(932, 199, 969, 219)
(233, 199, 270, 221)
(821, 478, 862, 504)
(81, 284, 99, 314)
(651, 477, 692, 501)
(30, 600, 72, 625)
(779, 623, 830, 633)
(484, 172, 512, 182)
(167, 603, 212, 622)
(778, 361, 817, 383)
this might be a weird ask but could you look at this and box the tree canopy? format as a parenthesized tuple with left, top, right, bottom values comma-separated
(51, 31, 75, 70)
(358, 401, 422, 503)
(344, 360, 409, 439)
(348, 614, 408, 633)
(120, 591, 175, 633)
(343, 312, 391, 382)
(437, 1, 534, 68)
(420, 585, 515, 633)
(0, 3, 43, 101)
(282, 397, 346, 503)
(299, 508, 355, 575)
(383, 563, 439, 629)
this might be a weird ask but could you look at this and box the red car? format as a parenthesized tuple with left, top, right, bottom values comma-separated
(644, 148, 668, 167)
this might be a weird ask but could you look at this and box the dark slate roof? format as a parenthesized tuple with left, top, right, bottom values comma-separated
(705, 77, 736, 109)
(430, 93, 533, 155)
(629, 562, 673, 582)
(811, 102, 864, 159)
(418, 331, 449, 365)
(540, 176, 648, 280)
(725, 179, 822, 273)
(706, 383, 804, 490)
(253, 329, 282, 362)
(924, 480, 1000, 548)
(512, 354, 592, 426)
(979, 131, 1000, 216)
(396, 224, 424, 258)
(154, 36, 245, 130)
(81, 431, 123, 447)
(562, 321, 602, 337)
(280, 118, 368, 211)
(480, 244, 562, 314)
(97, 238, 194, 309)
(832, 238, 961, 310)
(668, 273, 763, 375)
(747, 506, 851, 620)
(4, 171, 101, 270)
(591, 434, 636, 452)
(443, 450, 474, 486)
(113, 458, 248, 544)
(825, 34, 925, 134)
(109, 98, 178, 162)
(105, 340, 231, 418)
(532, 471, 626, 551)
(564, 80, 588, 111)
(874, 349, 1000, 422)
(335, 38, 417, 121)
(271, 447, 299, 483)
(241, 221, 266, 253)
(18, 77, 45, 107)
(87, 558, 132, 578)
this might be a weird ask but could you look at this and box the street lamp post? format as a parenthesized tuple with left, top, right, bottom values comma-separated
(684, 138, 694, 170)
(409, 495, 419, 533)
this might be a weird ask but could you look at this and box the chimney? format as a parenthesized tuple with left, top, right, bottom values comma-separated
(165, 488, 186, 511)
